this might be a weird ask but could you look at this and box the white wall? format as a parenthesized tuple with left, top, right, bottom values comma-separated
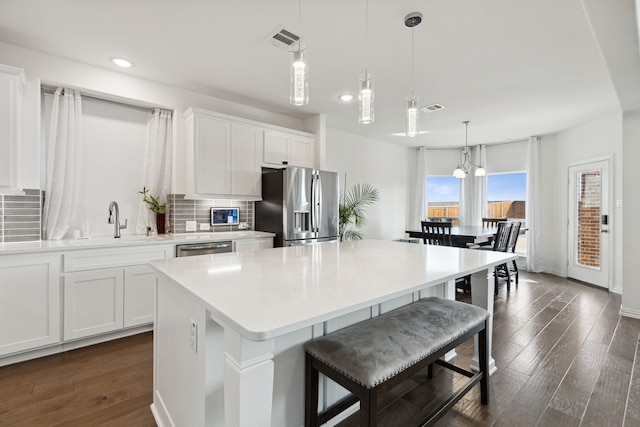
(539, 111, 623, 292)
(325, 128, 411, 240)
(0, 41, 309, 194)
(621, 109, 640, 316)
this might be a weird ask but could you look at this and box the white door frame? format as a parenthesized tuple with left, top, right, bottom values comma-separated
(566, 155, 614, 289)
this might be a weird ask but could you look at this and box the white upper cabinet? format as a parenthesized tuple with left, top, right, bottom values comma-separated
(184, 107, 316, 199)
(185, 108, 264, 200)
(190, 113, 232, 196)
(0, 64, 27, 195)
(263, 129, 315, 169)
(231, 123, 263, 197)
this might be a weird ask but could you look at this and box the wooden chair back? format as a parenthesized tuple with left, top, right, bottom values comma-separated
(483, 217, 506, 228)
(421, 221, 453, 246)
(492, 221, 512, 252)
(506, 221, 521, 254)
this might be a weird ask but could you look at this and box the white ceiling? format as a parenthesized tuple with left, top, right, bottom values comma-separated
(0, 0, 622, 148)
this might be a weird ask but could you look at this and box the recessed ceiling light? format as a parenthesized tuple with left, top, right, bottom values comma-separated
(338, 94, 354, 102)
(111, 58, 133, 68)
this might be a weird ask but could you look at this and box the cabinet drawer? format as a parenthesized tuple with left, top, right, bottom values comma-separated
(63, 245, 173, 272)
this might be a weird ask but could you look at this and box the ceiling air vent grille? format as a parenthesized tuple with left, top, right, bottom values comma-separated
(420, 103, 445, 113)
(267, 27, 300, 49)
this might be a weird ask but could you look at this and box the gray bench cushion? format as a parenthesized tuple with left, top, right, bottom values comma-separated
(304, 297, 489, 389)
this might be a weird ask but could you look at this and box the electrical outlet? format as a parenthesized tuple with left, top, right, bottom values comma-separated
(199, 223, 210, 231)
(189, 319, 198, 353)
(186, 220, 197, 231)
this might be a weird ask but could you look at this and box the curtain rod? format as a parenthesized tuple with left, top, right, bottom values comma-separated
(40, 84, 162, 114)
(416, 138, 529, 151)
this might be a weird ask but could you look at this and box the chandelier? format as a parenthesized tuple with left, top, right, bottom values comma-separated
(453, 121, 486, 178)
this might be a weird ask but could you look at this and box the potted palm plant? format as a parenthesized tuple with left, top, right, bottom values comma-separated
(339, 182, 379, 241)
(139, 187, 167, 234)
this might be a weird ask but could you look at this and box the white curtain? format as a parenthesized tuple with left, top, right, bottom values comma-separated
(458, 145, 487, 226)
(475, 145, 488, 224)
(136, 108, 173, 234)
(526, 136, 544, 272)
(43, 88, 85, 240)
(410, 147, 429, 229)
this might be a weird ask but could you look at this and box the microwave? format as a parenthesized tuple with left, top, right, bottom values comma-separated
(211, 208, 239, 226)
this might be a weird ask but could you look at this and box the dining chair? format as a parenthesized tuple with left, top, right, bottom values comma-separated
(495, 221, 521, 291)
(421, 221, 470, 292)
(476, 217, 507, 247)
(471, 221, 512, 294)
(482, 217, 506, 227)
(421, 221, 453, 246)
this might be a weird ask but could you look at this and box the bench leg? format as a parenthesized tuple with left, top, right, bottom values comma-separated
(360, 389, 378, 427)
(305, 354, 319, 427)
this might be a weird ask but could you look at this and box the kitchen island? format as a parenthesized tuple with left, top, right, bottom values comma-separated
(149, 239, 518, 427)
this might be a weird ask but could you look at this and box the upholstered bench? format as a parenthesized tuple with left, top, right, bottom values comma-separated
(304, 297, 490, 427)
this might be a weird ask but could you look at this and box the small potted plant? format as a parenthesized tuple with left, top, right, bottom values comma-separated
(139, 187, 167, 234)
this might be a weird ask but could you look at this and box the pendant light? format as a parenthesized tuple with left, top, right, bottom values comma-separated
(453, 121, 486, 178)
(290, 0, 309, 106)
(405, 12, 422, 137)
(358, 0, 374, 124)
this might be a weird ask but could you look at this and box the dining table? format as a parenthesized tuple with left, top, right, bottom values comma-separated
(406, 225, 498, 247)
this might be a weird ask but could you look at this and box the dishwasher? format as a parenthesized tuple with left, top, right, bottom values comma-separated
(175, 241, 233, 257)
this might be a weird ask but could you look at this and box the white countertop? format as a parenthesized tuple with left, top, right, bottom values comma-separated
(0, 231, 275, 255)
(150, 239, 518, 341)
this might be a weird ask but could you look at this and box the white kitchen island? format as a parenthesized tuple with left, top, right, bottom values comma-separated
(149, 239, 517, 427)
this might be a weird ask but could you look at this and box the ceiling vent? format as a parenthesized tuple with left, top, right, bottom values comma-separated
(420, 103, 446, 113)
(266, 27, 300, 49)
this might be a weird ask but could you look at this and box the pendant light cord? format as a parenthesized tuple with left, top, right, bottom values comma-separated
(411, 27, 415, 97)
(365, 0, 369, 77)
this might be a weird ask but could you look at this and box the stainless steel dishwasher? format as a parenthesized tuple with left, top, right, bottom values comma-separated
(175, 241, 233, 257)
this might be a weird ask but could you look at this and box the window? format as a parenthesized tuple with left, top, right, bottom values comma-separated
(487, 172, 527, 253)
(427, 176, 460, 225)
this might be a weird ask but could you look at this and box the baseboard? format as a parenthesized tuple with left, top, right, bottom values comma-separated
(0, 324, 153, 367)
(619, 307, 640, 319)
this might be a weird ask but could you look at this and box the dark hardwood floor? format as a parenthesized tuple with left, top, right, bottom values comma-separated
(0, 332, 156, 426)
(0, 272, 638, 426)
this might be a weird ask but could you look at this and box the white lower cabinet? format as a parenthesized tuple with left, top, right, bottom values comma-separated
(64, 268, 124, 340)
(0, 254, 61, 356)
(62, 245, 173, 341)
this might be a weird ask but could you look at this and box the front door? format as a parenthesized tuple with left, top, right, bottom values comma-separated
(567, 159, 610, 289)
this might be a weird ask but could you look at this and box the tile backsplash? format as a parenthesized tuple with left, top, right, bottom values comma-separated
(167, 194, 253, 234)
(0, 189, 43, 243)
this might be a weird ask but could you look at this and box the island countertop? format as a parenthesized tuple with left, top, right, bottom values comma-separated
(149, 239, 518, 341)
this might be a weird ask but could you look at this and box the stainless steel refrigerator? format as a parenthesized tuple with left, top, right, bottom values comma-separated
(256, 167, 339, 247)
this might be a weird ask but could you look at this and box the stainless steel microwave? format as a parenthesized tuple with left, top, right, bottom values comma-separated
(211, 208, 239, 226)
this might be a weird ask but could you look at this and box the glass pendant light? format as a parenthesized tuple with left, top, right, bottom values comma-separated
(290, 0, 309, 106)
(359, 73, 374, 123)
(405, 12, 422, 137)
(358, 0, 374, 124)
(290, 48, 308, 106)
(406, 97, 418, 137)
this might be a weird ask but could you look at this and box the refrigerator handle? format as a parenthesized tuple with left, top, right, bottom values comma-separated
(315, 172, 323, 233)
(310, 173, 317, 233)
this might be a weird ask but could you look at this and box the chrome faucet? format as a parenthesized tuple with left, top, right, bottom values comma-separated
(108, 201, 127, 238)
